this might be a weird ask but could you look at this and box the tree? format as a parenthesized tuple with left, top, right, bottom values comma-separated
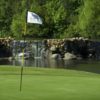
(77, 0, 100, 38)
(0, 0, 100, 39)
(61, 0, 82, 38)
(0, 0, 14, 37)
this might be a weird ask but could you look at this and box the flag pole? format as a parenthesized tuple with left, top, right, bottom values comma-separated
(19, 0, 42, 91)
(20, 0, 28, 92)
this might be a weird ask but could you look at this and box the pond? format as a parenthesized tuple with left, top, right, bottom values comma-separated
(0, 39, 100, 74)
(0, 58, 100, 74)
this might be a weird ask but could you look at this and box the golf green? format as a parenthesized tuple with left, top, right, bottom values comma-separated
(0, 66, 100, 100)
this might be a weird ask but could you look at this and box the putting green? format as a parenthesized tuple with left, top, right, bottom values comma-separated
(0, 66, 100, 100)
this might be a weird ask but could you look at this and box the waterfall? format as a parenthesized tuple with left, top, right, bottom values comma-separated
(32, 41, 43, 59)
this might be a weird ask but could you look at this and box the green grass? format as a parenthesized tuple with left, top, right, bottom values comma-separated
(0, 65, 100, 100)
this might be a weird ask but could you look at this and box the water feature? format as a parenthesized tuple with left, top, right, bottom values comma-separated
(32, 41, 43, 58)
(0, 40, 100, 74)
(0, 58, 100, 74)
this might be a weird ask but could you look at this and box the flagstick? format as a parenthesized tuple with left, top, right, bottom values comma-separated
(20, 61, 23, 91)
(20, 0, 28, 92)
(19, 0, 42, 91)
(20, 26, 27, 92)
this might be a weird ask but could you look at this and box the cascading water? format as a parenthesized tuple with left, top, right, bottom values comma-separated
(31, 41, 43, 58)
(11, 40, 44, 66)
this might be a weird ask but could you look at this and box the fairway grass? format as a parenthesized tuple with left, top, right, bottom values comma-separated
(0, 65, 100, 100)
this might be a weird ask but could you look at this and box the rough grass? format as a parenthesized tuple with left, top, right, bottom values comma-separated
(0, 65, 100, 100)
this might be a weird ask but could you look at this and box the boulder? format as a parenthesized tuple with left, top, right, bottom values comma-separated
(50, 54, 61, 59)
(64, 52, 77, 60)
(50, 45, 56, 51)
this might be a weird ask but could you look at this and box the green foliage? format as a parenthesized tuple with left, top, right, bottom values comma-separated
(78, 0, 100, 38)
(0, 0, 100, 39)
(43, 0, 68, 38)
(0, 0, 14, 37)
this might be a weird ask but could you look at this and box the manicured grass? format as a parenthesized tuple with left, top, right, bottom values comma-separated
(0, 65, 100, 100)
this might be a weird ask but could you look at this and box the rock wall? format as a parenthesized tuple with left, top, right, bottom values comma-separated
(0, 37, 13, 57)
(1, 37, 100, 60)
(42, 38, 100, 60)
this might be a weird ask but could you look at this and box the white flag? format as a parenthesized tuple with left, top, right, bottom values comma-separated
(27, 11, 42, 24)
